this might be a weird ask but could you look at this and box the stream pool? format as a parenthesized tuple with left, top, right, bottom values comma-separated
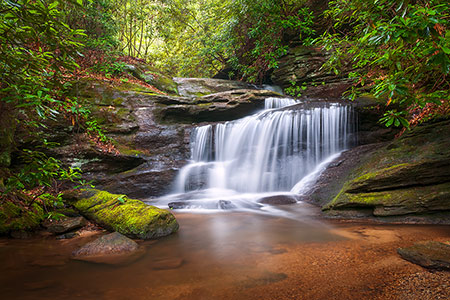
(1, 205, 449, 300)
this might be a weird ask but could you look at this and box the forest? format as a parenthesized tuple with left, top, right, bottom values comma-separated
(0, 1, 449, 299)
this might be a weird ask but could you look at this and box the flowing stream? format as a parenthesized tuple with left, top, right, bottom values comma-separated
(151, 97, 356, 212)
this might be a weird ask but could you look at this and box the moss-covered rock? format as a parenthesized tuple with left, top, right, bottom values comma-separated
(70, 189, 178, 239)
(0, 201, 45, 235)
(322, 119, 450, 218)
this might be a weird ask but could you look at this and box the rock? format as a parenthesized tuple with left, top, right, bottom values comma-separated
(322, 119, 450, 219)
(155, 89, 281, 123)
(43, 216, 87, 234)
(49, 78, 191, 199)
(218, 200, 236, 209)
(258, 195, 298, 205)
(271, 46, 352, 98)
(70, 189, 179, 239)
(56, 232, 78, 240)
(398, 241, 450, 270)
(72, 232, 143, 264)
(0, 201, 44, 236)
(173, 77, 254, 98)
(168, 202, 189, 209)
(152, 257, 185, 270)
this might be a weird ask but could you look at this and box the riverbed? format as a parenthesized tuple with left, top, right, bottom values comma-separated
(1, 207, 449, 300)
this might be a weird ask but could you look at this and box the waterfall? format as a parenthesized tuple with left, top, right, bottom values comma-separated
(174, 99, 356, 195)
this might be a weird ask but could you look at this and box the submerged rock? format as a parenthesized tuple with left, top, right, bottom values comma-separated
(258, 195, 298, 205)
(398, 241, 450, 270)
(69, 189, 179, 239)
(72, 232, 143, 264)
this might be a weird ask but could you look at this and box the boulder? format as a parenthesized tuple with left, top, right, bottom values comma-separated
(398, 241, 450, 270)
(72, 232, 143, 264)
(43, 216, 87, 234)
(321, 119, 450, 219)
(258, 195, 298, 205)
(69, 189, 179, 239)
(173, 77, 254, 98)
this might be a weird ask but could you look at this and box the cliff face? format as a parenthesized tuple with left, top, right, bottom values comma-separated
(41, 73, 283, 199)
(309, 119, 450, 223)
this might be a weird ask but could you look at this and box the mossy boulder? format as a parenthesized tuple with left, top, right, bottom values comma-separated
(322, 119, 450, 218)
(0, 201, 45, 235)
(69, 189, 179, 239)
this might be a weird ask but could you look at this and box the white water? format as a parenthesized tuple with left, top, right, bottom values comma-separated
(151, 98, 356, 212)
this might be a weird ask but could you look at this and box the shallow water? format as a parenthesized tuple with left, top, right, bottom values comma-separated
(1, 207, 449, 300)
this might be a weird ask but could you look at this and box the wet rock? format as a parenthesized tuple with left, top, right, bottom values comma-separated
(174, 77, 254, 98)
(56, 232, 78, 240)
(322, 119, 450, 220)
(258, 195, 298, 205)
(43, 216, 87, 234)
(155, 89, 281, 123)
(168, 202, 189, 209)
(398, 241, 450, 270)
(72, 232, 143, 264)
(70, 189, 179, 239)
(218, 200, 236, 209)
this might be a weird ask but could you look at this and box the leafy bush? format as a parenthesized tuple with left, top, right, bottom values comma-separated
(319, 0, 450, 127)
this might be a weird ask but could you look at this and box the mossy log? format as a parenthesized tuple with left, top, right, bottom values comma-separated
(67, 189, 179, 239)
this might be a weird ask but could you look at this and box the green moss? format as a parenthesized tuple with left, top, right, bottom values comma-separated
(73, 189, 179, 239)
(0, 201, 45, 235)
(352, 163, 410, 183)
(116, 144, 146, 157)
(196, 102, 214, 107)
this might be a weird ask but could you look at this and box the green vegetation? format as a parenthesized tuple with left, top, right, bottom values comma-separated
(1, 0, 449, 233)
(320, 0, 450, 127)
(71, 189, 179, 239)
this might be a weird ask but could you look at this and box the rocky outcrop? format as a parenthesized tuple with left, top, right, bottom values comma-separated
(398, 241, 450, 270)
(174, 77, 255, 98)
(155, 89, 282, 123)
(68, 189, 179, 239)
(72, 232, 143, 264)
(44, 75, 284, 198)
(271, 46, 352, 99)
(318, 119, 450, 220)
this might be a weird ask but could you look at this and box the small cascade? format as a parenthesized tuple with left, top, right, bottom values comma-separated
(153, 97, 356, 212)
(264, 97, 298, 109)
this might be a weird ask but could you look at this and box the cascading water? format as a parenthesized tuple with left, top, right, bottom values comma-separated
(151, 97, 356, 212)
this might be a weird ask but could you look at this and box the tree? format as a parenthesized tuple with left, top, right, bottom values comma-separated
(320, 0, 450, 127)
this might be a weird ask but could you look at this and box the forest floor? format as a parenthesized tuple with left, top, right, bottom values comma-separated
(0, 212, 449, 300)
